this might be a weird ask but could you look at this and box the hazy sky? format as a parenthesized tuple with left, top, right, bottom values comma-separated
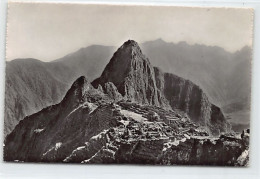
(6, 3, 253, 61)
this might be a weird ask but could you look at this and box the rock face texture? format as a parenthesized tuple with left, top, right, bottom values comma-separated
(103, 82, 123, 101)
(93, 40, 229, 135)
(154, 67, 229, 135)
(160, 135, 248, 166)
(92, 40, 160, 106)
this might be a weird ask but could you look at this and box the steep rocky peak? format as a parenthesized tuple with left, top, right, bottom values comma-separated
(92, 40, 158, 105)
(115, 40, 148, 63)
(63, 76, 92, 104)
(70, 76, 90, 92)
(120, 39, 140, 49)
(92, 40, 152, 87)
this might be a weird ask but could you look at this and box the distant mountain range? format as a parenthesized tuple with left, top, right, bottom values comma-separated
(4, 40, 249, 166)
(4, 39, 251, 136)
(141, 39, 251, 108)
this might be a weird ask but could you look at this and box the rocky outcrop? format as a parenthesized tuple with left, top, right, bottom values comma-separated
(97, 84, 104, 93)
(161, 135, 246, 166)
(115, 139, 164, 164)
(103, 82, 123, 101)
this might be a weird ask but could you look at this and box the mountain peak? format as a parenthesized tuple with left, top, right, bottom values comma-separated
(118, 40, 142, 52)
(71, 76, 89, 88)
(154, 38, 165, 43)
(62, 76, 92, 105)
(92, 39, 159, 105)
(122, 39, 139, 47)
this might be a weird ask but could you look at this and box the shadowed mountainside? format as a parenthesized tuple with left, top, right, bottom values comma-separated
(4, 59, 68, 136)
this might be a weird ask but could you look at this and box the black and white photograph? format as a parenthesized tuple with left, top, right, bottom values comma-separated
(3, 2, 253, 166)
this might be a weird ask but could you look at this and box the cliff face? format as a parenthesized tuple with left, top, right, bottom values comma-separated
(93, 40, 229, 135)
(154, 67, 230, 135)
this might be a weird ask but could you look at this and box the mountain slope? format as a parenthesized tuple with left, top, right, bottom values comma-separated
(4, 59, 68, 137)
(4, 76, 113, 162)
(52, 45, 116, 82)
